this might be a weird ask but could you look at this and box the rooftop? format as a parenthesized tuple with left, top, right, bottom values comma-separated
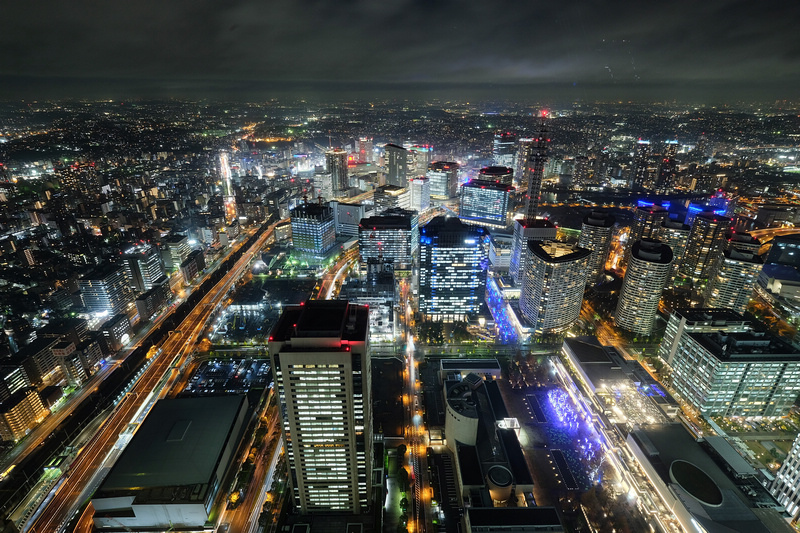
(269, 300, 369, 343)
(691, 330, 800, 361)
(528, 241, 592, 264)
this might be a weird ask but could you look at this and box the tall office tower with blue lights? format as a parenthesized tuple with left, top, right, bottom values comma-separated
(578, 211, 615, 285)
(268, 300, 372, 513)
(614, 239, 673, 336)
(418, 217, 488, 321)
(458, 180, 513, 229)
(520, 241, 590, 334)
(290, 201, 336, 257)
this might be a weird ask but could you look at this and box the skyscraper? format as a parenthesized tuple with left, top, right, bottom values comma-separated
(614, 239, 673, 336)
(655, 140, 679, 192)
(427, 161, 459, 199)
(771, 433, 800, 520)
(657, 219, 691, 287)
(268, 300, 372, 513)
(658, 308, 750, 365)
(519, 241, 590, 334)
(492, 132, 517, 168)
(630, 139, 651, 190)
(521, 119, 548, 219)
(679, 213, 731, 284)
(578, 210, 616, 285)
(704, 249, 763, 314)
(290, 201, 336, 257)
(418, 217, 488, 321)
(78, 264, 133, 316)
(408, 176, 431, 213)
(358, 208, 419, 267)
(385, 144, 409, 187)
(458, 180, 513, 229)
(355, 137, 374, 164)
(408, 144, 434, 174)
(122, 244, 165, 292)
(629, 205, 669, 246)
(572, 156, 590, 188)
(478, 166, 513, 186)
(509, 219, 557, 284)
(326, 148, 349, 194)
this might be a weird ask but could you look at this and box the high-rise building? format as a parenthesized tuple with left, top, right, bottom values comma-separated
(163, 234, 191, 271)
(0, 388, 49, 442)
(326, 148, 349, 193)
(578, 211, 616, 285)
(458, 180, 513, 229)
(679, 213, 731, 284)
(493, 132, 517, 168)
(509, 219, 557, 284)
(427, 161, 460, 199)
(478, 166, 514, 186)
(520, 241, 590, 334)
(629, 205, 669, 246)
(358, 208, 419, 267)
(614, 239, 673, 336)
(408, 144, 433, 174)
(668, 325, 800, 417)
(658, 308, 750, 365)
(373, 184, 411, 213)
(385, 144, 409, 187)
(630, 139, 651, 190)
(726, 232, 761, 254)
(330, 201, 366, 238)
(521, 119, 548, 219)
(268, 301, 372, 513)
(122, 244, 165, 293)
(657, 219, 691, 287)
(572, 156, 590, 187)
(408, 177, 431, 213)
(355, 137, 374, 164)
(655, 140, 679, 192)
(290, 201, 336, 257)
(704, 249, 763, 314)
(419, 217, 488, 321)
(770, 433, 800, 520)
(78, 264, 133, 316)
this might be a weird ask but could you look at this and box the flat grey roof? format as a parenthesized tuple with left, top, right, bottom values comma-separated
(440, 359, 501, 371)
(99, 395, 246, 492)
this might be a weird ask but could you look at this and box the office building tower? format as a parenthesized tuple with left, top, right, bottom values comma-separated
(631, 139, 651, 190)
(655, 140, 679, 192)
(572, 156, 590, 187)
(458, 180, 513, 229)
(704, 249, 763, 314)
(290, 201, 336, 257)
(478, 166, 513, 186)
(509, 219, 557, 284)
(658, 308, 750, 365)
(726, 233, 761, 254)
(355, 137, 374, 164)
(330, 201, 366, 238)
(668, 324, 800, 417)
(78, 264, 133, 316)
(373, 184, 411, 213)
(679, 213, 731, 284)
(409, 177, 431, 213)
(771, 433, 800, 520)
(419, 217, 488, 321)
(630, 205, 669, 246)
(520, 241, 590, 334)
(614, 239, 673, 336)
(427, 161, 459, 199)
(578, 210, 616, 285)
(385, 143, 409, 187)
(326, 148, 349, 193)
(522, 119, 548, 219)
(657, 219, 691, 286)
(358, 208, 419, 267)
(493, 132, 517, 168)
(268, 301, 372, 513)
(408, 145, 433, 174)
(163, 234, 191, 271)
(122, 244, 165, 293)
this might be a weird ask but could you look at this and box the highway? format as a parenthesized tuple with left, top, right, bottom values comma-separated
(28, 224, 275, 533)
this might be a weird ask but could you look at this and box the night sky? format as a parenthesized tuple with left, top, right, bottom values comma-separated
(2, 0, 798, 102)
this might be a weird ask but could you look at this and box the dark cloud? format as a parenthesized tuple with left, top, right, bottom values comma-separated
(1, 0, 797, 101)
